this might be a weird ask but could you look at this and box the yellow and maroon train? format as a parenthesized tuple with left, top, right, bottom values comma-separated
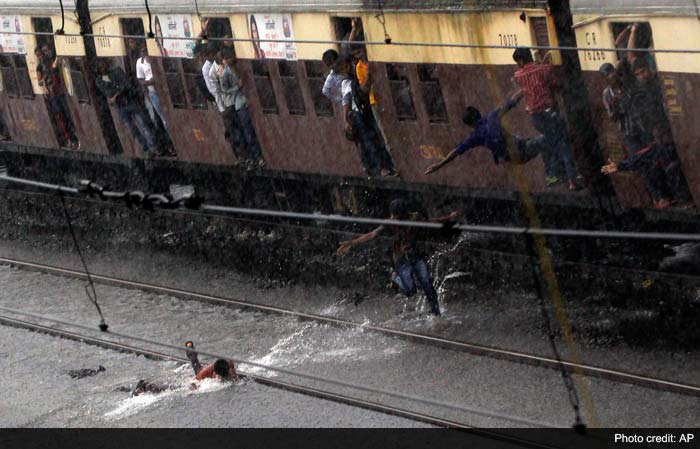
(1, 0, 699, 221)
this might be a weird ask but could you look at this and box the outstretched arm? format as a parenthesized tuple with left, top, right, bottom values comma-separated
(626, 23, 639, 63)
(337, 226, 384, 255)
(424, 148, 460, 175)
(429, 210, 462, 223)
(601, 158, 619, 175)
(498, 90, 524, 118)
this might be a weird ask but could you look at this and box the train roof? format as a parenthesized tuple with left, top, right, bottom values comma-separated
(4, 1, 698, 17)
(570, 0, 700, 16)
(1, 0, 547, 15)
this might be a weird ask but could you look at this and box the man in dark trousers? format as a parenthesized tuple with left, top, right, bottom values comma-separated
(424, 93, 550, 176)
(512, 47, 580, 190)
(336, 54, 397, 178)
(95, 60, 160, 157)
(336, 199, 460, 316)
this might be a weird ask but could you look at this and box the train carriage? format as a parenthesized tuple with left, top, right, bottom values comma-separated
(0, 0, 698, 221)
(571, 0, 700, 208)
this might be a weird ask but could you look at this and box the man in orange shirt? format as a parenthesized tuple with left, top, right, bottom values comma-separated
(186, 341, 237, 382)
(129, 341, 237, 396)
(349, 44, 397, 176)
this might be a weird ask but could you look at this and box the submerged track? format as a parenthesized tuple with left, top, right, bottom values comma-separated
(1, 255, 698, 398)
(0, 312, 580, 449)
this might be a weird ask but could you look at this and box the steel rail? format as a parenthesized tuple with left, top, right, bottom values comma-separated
(2, 172, 700, 242)
(0, 313, 578, 448)
(1, 255, 698, 398)
(0, 303, 555, 429)
(1, 29, 700, 54)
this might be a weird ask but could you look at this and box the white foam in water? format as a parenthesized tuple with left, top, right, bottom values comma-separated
(104, 389, 179, 420)
(240, 320, 404, 378)
(104, 373, 235, 421)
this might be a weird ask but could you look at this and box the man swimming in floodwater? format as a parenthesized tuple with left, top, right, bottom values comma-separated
(130, 341, 237, 396)
(336, 199, 460, 316)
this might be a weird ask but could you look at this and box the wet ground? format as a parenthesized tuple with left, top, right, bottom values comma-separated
(1, 261, 699, 428)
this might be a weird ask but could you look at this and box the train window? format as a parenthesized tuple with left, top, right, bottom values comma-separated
(386, 64, 417, 121)
(612, 22, 654, 62)
(252, 60, 278, 115)
(31, 17, 54, 51)
(203, 17, 234, 53)
(12, 55, 34, 99)
(67, 58, 90, 104)
(304, 61, 333, 117)
(182, 58, 207, 109)
(529, 17, 550, 62)
(277, 61, 305, 116)
(120, 18, 146, 80)
(0, 55, 19, 97)
(162, 58, 187, 109)
(417, 64, 448, 123)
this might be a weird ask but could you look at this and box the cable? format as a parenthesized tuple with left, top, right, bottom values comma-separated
(57, 190, 108, 332)
(1, 171, 699, 243)
(7, 185, 700, 296)
(56, 0, 66, 35)
(144, 0, 154, 39)
(525, 232, 586, 433)
(375, 0, 392, 44)
(0, 304, 559, 429)
(1, 29, 700, 55)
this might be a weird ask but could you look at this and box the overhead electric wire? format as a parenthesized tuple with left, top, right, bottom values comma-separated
(2, 29, 700, 54)
(0, 303, 559, 429)
(1, 171, 699, 243)
(6, 185, 700, 295)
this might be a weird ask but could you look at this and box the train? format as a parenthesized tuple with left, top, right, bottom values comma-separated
(0, 0, 699, 228)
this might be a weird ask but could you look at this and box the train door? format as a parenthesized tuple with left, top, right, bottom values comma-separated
(609, 21, 692, 207)
(32, 17, 86, 151)
(0, 17, 55, 148)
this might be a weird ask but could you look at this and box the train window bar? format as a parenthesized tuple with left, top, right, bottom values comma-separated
(278, 60, 306, 116)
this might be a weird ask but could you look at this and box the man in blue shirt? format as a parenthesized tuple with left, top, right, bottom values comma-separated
(424, 93, 548, 175)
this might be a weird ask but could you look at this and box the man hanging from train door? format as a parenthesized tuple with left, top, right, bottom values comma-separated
(512, 47, 582, 191)
(37, 45, 80, 151)
(336, 198, 460, 316)
(336, 54, 398, 178)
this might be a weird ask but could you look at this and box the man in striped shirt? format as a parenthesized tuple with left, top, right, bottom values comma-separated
(513, 48, 581, 190)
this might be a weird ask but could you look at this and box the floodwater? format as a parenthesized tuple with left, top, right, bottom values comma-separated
(1, 264, 699, 428)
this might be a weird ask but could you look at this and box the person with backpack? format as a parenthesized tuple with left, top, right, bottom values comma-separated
(336, 54, 397, 178)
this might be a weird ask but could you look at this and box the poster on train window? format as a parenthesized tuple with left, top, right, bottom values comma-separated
(154, 15, 194, 58)
(0, 15, 26, 54)
(248, 14, 297, 61)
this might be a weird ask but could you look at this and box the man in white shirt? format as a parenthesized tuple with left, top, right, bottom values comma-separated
(208, 50, 242, 159)
(337, 55, 396, 177)
(136, 47, 169, 131)
(321, 49, 343, 105)
(201, 43, 218, 99)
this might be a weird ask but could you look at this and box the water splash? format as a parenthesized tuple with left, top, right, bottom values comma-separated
(239, 319, 404, 378)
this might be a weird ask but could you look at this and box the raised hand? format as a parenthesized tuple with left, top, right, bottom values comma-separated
(336, 241, 353, 256)
(601, 158, 618, 175)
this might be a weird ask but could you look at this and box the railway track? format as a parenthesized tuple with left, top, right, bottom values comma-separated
(0, 312, 580, 449)
(1, 255, 698, 399)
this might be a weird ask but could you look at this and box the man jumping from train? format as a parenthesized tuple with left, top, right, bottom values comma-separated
(424, 92, 550, 176)
(336, 199, 460, 316)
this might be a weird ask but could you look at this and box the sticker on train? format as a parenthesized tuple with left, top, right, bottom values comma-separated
(0, 15, 26, 54)
(155, 15, 195, 59)
(248, 14, 297, 61)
